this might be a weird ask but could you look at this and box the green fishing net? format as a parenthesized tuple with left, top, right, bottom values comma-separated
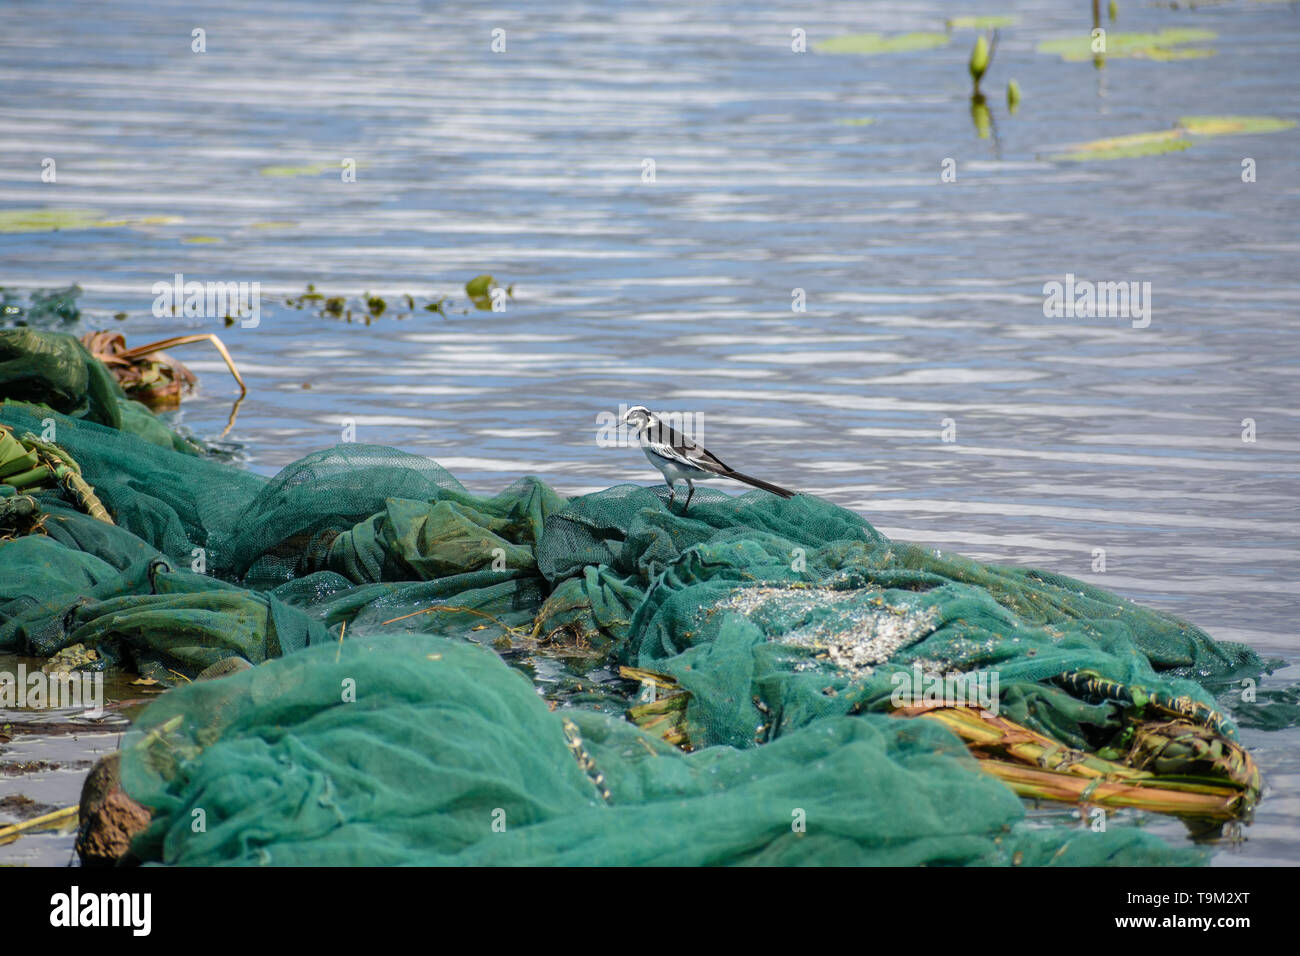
(0, 330, 1276, 865)
(0, 328, 202, 453)
(121, 634, 1205, 866)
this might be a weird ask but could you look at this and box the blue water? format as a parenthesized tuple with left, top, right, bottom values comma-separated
(0, 0, 1297, 864)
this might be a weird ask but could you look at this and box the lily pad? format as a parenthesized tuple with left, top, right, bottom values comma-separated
(100, 215, 183, 228)
(0, 208, 107, 234)
(1048, 114, 1295, 161)
(1178, 115, 1296, 136)
(1037, 28, 1215, 61)
(465, 274, 497, 311)
(182, 236, 222, 244)
(1047, 130, 1190, 161)
(259, 162, 333, 178)
(0, 209, 181, 234)
(816, 32, 950, 55)
(834, 117, 876, 126)
(947, 16, 1018, 29)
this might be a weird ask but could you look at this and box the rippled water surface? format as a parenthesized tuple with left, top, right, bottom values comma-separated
(1, 0, 1297, 864)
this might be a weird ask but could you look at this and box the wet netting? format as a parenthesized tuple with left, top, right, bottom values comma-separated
(0, 329, 1283, 865)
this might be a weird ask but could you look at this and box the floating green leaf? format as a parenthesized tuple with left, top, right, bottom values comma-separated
(1048, 114, 1295, 162)
(1178, 115, 1296, 136)
(947, 16, 1018, 29)
(0, 208, 181, 234)
(1046, 129, 1190, 162)
(0, 208, 106, 234)
(465, 274, 497, 311)
(1037, 29, 1215, 62)
(834, 117, 876, 126)
(259, 162, 332, 178)
(94, 214, 182, 228)
(1007, 79, 1021, 113)
(815, 32, 950, 55)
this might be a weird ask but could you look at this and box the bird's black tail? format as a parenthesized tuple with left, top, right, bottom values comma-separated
(722, 471, 796, 499)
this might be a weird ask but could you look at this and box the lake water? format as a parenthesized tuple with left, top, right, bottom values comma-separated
(0, 0, 1297, 865)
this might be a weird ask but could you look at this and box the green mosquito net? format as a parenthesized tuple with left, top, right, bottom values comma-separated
(0, 329, 1280, 866)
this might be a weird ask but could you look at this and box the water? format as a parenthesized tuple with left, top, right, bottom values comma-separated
(0, 0, 1297, 865)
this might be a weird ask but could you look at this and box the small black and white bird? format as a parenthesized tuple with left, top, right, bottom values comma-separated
(622, 405, 796, 510)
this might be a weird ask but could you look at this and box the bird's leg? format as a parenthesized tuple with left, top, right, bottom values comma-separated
(667, 480, 676, 506)
(683, 480, 695, 511)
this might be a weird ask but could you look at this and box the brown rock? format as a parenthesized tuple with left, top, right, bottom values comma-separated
(75, 751, 150, 866)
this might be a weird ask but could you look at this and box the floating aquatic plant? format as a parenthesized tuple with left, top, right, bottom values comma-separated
(1044, 115, 1295, 162)
(964, 31, 1002, 138)
(281, 277, 514, 323)
(1047, 129, 1192, 161)
(0, 208, 105, 233)
(969, 34, 991, 89)
(0, 209, 181, 234)
(1179, 115, 1296, 136)
(466, 274, 515, 311)
(815, 32, 950, 55)
(1037, 28, 1216, 61)
(259, 162, 333, 178)
(94, 214, 181, 228)
(947, 16, 1017, 29)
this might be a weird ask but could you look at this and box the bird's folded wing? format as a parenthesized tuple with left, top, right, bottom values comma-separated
(648, 438, 730, 475)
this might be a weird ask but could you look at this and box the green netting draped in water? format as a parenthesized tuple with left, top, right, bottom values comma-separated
(0, 328, 203, 454)
(121, 634, 1204, 866)
(0, 387, 1268, 865)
